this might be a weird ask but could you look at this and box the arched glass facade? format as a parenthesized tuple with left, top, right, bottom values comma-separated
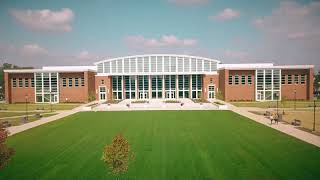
(95, 54, 219, 100)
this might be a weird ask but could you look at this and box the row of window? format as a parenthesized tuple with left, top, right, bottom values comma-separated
(97, 55, 218, 74)
(228, 75, 253, 85)
(12, 78, 34, 88)
(62, 78, 85, 87)
(281, 74, 306, 85)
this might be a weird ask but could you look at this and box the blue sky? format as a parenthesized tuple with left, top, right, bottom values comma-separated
(0, 0, 319, 70)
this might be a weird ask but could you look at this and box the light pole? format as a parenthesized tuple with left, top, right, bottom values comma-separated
(294, 88, 297, 111)
(50, 91, 53, 112)
(25, 94, 28, 121)
(276, 92, 279, 115)
(313, 95, 317, 132)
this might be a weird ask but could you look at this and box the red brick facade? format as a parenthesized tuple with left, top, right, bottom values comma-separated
(94, 76, 112, 101)
(4, 67, 314, 103)
(281, 68, 314, 100)
(219, 70, 256, 101)
(5, 73, 35, 103)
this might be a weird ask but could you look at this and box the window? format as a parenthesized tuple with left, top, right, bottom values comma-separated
(101, 79, 105, 85)
(209, 78, 213, 84)
(81, 77, 85, 86)
(241, 75, 246, 85)
(287, 75, 292, 84)
(75, 78, 79, 87)
(18, 78, 23, 87)
(248, 75, 252, 85)
(301, 74, 306, 84)
(68, 78, 73, 87)
(294, 74, 299, 84)
(234, 75, 239, 85)
(228, 75, 233, 85)
(281, 74, 286, 84)
(31, 78, 34, 87)
(24, 78, 29, 87)
(12, 78, 17, 88)
(62, 78, 67, 87)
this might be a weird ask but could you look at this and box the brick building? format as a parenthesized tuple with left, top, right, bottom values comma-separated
(4, 54, 314, 103)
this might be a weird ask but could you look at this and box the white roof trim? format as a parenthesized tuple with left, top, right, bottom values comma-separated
(218, 63, 314, 70)
(94, 54, 221, 65)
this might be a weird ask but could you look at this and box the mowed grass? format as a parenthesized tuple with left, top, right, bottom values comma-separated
(1, 111, 320, 179)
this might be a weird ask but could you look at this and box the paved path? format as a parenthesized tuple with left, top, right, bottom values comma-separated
(219, 100, 320, 148)
(0, 112, 59, 120)
(7, 102, 97, 136)
(94, 99, 218, 111)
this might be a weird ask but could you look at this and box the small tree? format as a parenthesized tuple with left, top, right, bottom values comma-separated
(0, 124, 15, 170)
(101, 133, 135, 175)
(215, 90, 223, 100)
(88, 91, 96, 102)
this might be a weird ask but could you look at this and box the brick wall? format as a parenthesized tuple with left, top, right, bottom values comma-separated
(281, 69, 313, 100)
(219, 69, 255, 101)
(6, 73, 35, 103)
(202, 74, 219, 99)
(95, 76, 112, 101)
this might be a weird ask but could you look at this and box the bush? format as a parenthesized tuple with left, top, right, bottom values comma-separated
(88, 91, 96, 102)
(101, 133, 135, 175)
(0, 124, 15, 170)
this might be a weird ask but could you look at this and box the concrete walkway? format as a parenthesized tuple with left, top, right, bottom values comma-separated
(7, 102, 97, 136)
(93, 99, 218, 111)
(220, 100, 320, 148)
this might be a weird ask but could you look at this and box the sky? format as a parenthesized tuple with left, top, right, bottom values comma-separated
(0, 0, 319, 70)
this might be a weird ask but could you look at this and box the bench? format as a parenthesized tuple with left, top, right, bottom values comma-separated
(1, 121, 12, 128)
(291, 119, 301, 126)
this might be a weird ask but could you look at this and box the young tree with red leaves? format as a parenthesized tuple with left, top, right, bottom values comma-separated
(101, 133, 135, 174)
(0, 124, 15, 170)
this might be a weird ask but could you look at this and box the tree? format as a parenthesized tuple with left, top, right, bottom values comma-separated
(314, 70, 320, 94)
(101, 133, 135, 175)
(0, 124, 15, 170)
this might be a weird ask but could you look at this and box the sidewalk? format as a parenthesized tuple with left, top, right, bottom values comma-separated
(7, 102, 97, 136)
(219, 100, 320, 148)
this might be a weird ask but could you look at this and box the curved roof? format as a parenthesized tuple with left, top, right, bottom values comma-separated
(95, 54, 220, 75)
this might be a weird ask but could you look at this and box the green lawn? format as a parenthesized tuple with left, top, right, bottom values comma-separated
(1, 111, 320, 179)
(0, 103, 81, 111)
(231, 100, 320, 108)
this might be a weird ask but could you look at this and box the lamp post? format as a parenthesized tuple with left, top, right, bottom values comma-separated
(313, 95, 317, 132)
(25, 94, 28, 121)
(50, 91, 53, 112)
(276, 92, 279, 115)
(294, 88, 297, 111)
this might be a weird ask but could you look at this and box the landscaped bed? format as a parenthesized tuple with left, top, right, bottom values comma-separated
(2, 111, 320, 179)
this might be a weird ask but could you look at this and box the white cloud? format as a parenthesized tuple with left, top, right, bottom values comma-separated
(253, 1, 320, 40)
(10, 8, 74, 32)
(21, 44, 48, 56)
(168, 0, 209, 6)
(76, 50, 96, 60)
(209, 8, 240, 21)
(251, 1, 320, 68)
(125, 35, 197, 48)
(223, 50, 249, 59)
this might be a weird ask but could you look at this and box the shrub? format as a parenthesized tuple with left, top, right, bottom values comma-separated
(88, 91, 96, 102)
(0, 124, 15, 170)
(101, 133, 135, 175)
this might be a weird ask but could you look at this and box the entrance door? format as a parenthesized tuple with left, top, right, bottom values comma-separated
(208, 85, 215, 99)
(99, 86, 106, 101)
(166, 91, 175, 99)
(139, 92, 148, 99)
(53, 95, 58, 103)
